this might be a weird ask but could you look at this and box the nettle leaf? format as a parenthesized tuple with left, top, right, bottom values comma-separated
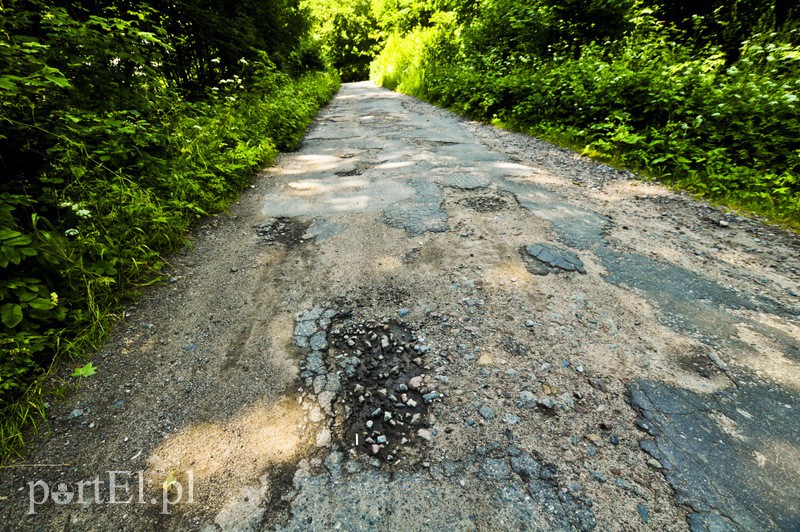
(1, 303, 24, 328)
(71, 362, 97, 378)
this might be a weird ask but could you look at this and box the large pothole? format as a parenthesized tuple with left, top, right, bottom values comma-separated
(295, 308, 442, 468)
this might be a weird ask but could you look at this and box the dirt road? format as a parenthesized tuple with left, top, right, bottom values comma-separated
(2, 82, 798, 531)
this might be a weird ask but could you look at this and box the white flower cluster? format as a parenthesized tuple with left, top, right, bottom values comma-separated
(60, 201, 92, 218)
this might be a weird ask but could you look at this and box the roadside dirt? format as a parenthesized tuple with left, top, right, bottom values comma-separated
(1, 82, 798, 531)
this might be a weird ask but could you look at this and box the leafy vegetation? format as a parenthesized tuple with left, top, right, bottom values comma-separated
(1, 0, 339, 461)
(303, 0, 381, 81)
(369, 0, 800, 227)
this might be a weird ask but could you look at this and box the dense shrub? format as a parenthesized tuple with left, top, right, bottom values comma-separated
(0, 0, 339, 460)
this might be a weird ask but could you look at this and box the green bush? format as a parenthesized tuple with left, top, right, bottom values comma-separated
(1, 0, 340, 460)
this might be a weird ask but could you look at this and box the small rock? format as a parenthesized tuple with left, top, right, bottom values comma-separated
(371, 444, 381, 455)
(477, 354, 494, 366)
(504, 413, 520, 425)
(519, 391, 536, 406)
(647, 458, 664, 470)
(316, 428, 331, 447)
(417, 428, 434, 442)
(366, 420, 374, 429)
(376, 435, 388, 444)
(586, 433, 603, 446)
(479, 404, 495, 420)
(588, 377, 606, 392)
(69, 409, 84, 419)
(637, 504, 649, 524)
(537, 397, 555, 409)
(718, 220, 729, 227)
(406, 398, 418, 408)
(408, 375, 424, 390)
(423, 392, 440, 403)
(525, 320, 535, 328)
(610, 435, 620, 446)
(397, 308, 411, 317)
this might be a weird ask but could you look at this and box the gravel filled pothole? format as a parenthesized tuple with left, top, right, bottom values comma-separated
(255, 217, 312, 246)
(295, 308, 442, 467)
(458, 195, 508, 212)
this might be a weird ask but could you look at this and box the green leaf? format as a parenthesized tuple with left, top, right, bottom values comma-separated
(28, 298, 55, 310)
(0, 77, 19, 92)
(44, 75, 72, 89)
(71, 363, 97, 378)
(0, 229, 22, 240)
(1, 304, 24, 328)
(18, 291, 38, 303)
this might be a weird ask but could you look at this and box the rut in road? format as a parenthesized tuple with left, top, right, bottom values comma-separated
(2, 82, 799, 531)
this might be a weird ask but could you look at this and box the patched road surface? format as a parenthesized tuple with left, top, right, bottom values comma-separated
(2, 82, 799, 531)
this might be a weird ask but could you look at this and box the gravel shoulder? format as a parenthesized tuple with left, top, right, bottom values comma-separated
(1, 82, 798, 531)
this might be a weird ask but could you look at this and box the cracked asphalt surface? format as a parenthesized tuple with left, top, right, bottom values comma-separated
(1, 82, 798, 531)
